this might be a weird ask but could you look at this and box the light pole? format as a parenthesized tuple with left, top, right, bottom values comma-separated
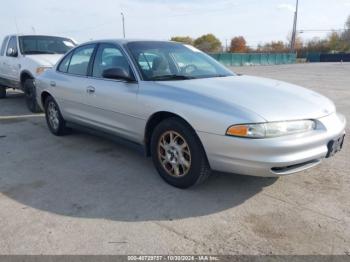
(290, 0, 299, 52)
(121, 12, 126, 38)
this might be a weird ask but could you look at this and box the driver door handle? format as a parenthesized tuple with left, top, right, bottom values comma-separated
(86, 86, 95, 94)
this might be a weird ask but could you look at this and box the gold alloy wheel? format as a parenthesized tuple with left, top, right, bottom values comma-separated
(158, 130, 191, 177)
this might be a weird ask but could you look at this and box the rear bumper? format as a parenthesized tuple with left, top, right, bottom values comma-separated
(197, 113, 346, 177)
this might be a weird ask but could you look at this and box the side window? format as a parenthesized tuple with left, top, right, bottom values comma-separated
(6, 36, 18, 57)
(58, 52, 73, 73)
(92, 44, 131, 78)
(0, 36, 9, 56)
(67, 45, 95, 76)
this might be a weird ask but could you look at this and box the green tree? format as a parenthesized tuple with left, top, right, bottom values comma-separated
(170, 36, 194, 45)
(193, 34, 222, 53)
(341, 15, 350, 47)
(328, 32, 342, 51)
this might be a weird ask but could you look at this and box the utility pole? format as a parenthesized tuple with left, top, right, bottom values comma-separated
(290, 0, 299, 52)
(121, 12, 126, 38)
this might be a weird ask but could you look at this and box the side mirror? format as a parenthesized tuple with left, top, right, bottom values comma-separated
(7, 48, 18, 57)
(102, 68, 135, 82)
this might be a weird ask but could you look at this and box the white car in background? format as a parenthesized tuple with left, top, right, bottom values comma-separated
(0, 35, 76, 112)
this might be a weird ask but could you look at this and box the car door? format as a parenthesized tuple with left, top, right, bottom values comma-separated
(52, 44, 96, 122)
(83, 43, 143, 142)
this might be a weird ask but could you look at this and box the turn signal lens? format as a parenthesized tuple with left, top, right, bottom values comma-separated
(226, 125, 249, 137)
(36, 66, 51, 75)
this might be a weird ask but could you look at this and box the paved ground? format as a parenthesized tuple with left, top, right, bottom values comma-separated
(0, 63, 349, 255)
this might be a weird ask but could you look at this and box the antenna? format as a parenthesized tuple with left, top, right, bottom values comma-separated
(14, 17, 19, 34)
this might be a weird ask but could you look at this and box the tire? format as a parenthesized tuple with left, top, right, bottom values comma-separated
(0, 87, 6, 99)
(44, 96, 67, 136)
(24, 79, 42, 113)
(150, 117, 211, 188)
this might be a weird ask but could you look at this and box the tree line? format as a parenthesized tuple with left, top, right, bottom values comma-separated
(171, 15, 350, 54)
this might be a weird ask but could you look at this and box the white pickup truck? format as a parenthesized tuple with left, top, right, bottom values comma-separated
(0, 35, 76, 112)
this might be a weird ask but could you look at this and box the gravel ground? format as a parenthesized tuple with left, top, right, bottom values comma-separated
(0, 63, 349, 255)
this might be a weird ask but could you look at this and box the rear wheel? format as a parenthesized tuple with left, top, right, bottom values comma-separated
(0, 87, 6, 99)
(151, 117, 211, 188)
(44, 96, 67, 136)
(24, 79, 42, 113)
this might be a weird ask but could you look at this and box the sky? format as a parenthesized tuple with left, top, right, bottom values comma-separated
(0, 0, 349, 47)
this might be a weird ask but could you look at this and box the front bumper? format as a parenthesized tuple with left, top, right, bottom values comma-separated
(197, 113, 346, 177)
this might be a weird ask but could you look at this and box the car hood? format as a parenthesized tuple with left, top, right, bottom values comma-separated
(157, 75, 335, 122)
(25, 54, 63, 67)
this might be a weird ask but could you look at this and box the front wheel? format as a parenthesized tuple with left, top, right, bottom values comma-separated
(0, 87, 6, 99)
(24, 79, 42, 113)
(151, 118, 211, 188)
(44, 96, 68, 136)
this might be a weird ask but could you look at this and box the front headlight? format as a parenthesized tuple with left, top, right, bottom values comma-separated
(226, 120, 316, 138)
(36, 66, 51, 75)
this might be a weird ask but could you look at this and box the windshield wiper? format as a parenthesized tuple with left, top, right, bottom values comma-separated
(150, 75, 196, 81)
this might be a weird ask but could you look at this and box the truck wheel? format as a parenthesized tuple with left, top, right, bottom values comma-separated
(24, 79, 42, 113)
(150, 117, 211, 188)
(0, 87, 6, 99)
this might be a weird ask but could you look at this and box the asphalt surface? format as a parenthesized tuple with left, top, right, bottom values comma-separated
(0, 63, 349, 255)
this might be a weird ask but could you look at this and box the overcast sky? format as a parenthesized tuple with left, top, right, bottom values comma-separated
(1, 0, 349, 47)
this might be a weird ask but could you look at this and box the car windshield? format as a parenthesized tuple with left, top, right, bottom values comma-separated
(19, 36, 76, 55)
(126, 41, 234, 81)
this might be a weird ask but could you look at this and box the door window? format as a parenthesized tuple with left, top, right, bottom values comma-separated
(0, 36, 9, 56)
(6, 36, 18, 57)
(92, 44, 132, 78)
(58, 52, 73, 73)
(67, 45, 95, 76)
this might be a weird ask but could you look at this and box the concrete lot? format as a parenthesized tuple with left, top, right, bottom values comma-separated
(0, 63, 349, 255)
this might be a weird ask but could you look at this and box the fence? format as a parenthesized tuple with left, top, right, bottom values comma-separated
(305, 53, 350, 62)
(210, 53, 297, 66)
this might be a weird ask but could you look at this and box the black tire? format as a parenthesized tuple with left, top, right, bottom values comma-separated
(150, 117, 211, 189)
(0, 87, 6, 99)
(44, 96, 67, 136)
(24, 79, 42, 113)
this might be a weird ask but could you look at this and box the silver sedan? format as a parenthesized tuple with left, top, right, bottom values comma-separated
(35, 40, 346, 188)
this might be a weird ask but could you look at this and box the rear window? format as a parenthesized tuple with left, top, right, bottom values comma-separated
(19, 36, 76, 55)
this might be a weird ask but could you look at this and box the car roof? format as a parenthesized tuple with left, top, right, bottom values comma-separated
(81, 39, 178, 46)
(5, 34, 73, 38)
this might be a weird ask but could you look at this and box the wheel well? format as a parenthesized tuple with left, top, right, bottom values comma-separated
(41, 91, 51, 107)
(20, 72, 33, 87)
(144, 111, 196, 156)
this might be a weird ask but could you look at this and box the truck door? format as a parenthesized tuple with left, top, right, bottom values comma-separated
(3, 36, 20, 86)
(0, 36, 9, 84)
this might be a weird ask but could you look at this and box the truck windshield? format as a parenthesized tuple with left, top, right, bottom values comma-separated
(19, 36, 76, 55)
(126, 41, 234, 81)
